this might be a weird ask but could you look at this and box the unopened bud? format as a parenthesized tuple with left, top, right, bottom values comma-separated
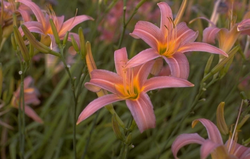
(216, 102, 229, 135)
(13, 26, 30, 62)
(204, 54, 214, 76)
(78, 27, 86, 59)
(70, 34, 79, 53)
(21, 25, 60, 57)
(125, 133, 132, 145)
(63, 31, 69, 46)
(49, 19, 60, 45)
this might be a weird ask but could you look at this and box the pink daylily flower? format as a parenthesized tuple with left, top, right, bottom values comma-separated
(172, 118, 250, 159)
(127, 2, 228, 79)
(17, 0, 93, 50)
(11, 76, 43, 123)
(203, 25, 239, 53)
(77, 48, 194, 133)
(237, 19, 250, 35)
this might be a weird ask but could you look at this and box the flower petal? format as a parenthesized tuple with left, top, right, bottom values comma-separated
(114, 47, 128, 78)
(171, 133, 205, 159)
(163, 53, 189, 79)
(24, 106, 43, 123)
(126, 48, 160, 69)
(150, 58, 164, 75)
(202, 27, 220, 44)
(143, 76, 194, 92)
(20, 21, 44, 36)
(135, 61, 154, 88)
(85, 69, 123, 94)
(192, 118, 223, 144)
(237, 19, 250, 32)
(176, 22, 198, 45)
(77, 94, 122, 124)
(125, 93, 155, 133)
(200, 140, 221, 159)
(18, 0, 46, 28)
(157, 2, 173, 35)
(59, 15, 94, 36)
(130, 21, 161, 50)
(177, 42, 228, 57)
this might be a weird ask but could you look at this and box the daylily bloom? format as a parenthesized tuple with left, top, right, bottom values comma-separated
(77, 47, 194, 133)
(0, 0, 31, 38)
(127, 2, 228, 79)
(11, 76, 43, 123)
(172, 118, 250, 159)
(203, 25, 239, 54)
(17, 0, 93, 50)
(237, 19, 250, 35)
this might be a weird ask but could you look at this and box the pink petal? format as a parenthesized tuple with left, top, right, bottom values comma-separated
(171, 133, 205, 159)
(18, 9, 31, 22)
(176, 22, 198, 45)
(85, 70, 123, 94)
(193, 118, 223, 144)
(136, 61, 154, 88)
(91, 69, 123, 84)
(114, 48, 128, 78)
(68, 32, 80, 46)
(200, 140, 221, 159)
(24, 106, 43, 123)
(237, 19, 250, 32)
(143, 76, 194, 92)
(52, 15, 65, 32)
(158, 65, 171, 76)
(24, 93, 40, 105)
(125, 93, 155, 133)
(163, 53, 189, 79)
(23, 76, 33, 89)
(18, 0, 46, 28)
(177, 42, 228, 57)
(77, 94, 123, 124)
(150, 58, 164, 75)
(59, 15, 94, 36)
(19, 21, 44, 36)
(130, 21, 161, 50)
(157, 2, 173, 35)
(229, 141, 250, 158)
(126, 48, 160, 69)
(202, 27, 220, 44)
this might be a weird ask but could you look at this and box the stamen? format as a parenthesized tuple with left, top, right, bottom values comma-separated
(228, 100, 244, 152)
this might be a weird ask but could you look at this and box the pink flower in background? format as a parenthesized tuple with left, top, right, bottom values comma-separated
(203, 25, 239, 53)
(77, 48, 194, 133)
(98, 0, 160, 43)
(172, 118, 250, 159)
(127, 2, 228, 79)
(17, 0, 93, 50)
(11, 76, 43, 123)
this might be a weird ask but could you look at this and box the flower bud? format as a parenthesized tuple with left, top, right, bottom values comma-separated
(21, 25, 60, 57)
(78, 27, 86, 59)
(216, 102, 229, 135)
(204, 54, 214, 76)
(63, 31, 69, 46)
(13, 25, 30, 62)
(49, 19, 60, 45)
(70, 34, 79, 53)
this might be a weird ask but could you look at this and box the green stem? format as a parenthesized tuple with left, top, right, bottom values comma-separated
(157, 83, 205, 158)
(59, 47, 77, 159)
(117, 0, 147, 48)
(18, 62, 26, 159)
